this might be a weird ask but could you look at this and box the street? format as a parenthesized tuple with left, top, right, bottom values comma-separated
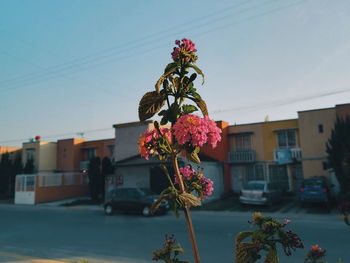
(0, 204, 349, 263)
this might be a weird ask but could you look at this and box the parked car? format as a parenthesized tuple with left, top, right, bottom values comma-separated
(104, 188, 170, 216)
(298, 177, 334, 207)
(239, 180, 282, 206)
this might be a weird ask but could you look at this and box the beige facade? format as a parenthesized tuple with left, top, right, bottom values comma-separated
(22, 141, 57, 172)
(229, 122, 264, 160)
(298, 108, 336, 179)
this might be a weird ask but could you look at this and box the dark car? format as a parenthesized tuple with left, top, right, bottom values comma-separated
(104, 188, 170, 216)
(298, 177, 334, 207)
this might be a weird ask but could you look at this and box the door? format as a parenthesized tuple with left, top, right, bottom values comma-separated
(14, 175, 36, 205)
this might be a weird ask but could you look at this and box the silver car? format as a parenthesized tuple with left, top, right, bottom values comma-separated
(239, 180, 282, 206)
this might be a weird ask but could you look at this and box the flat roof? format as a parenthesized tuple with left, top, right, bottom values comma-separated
(228, 118, 298, 128)
(298, 107, 334, 113)
(113, 120, 152, 128)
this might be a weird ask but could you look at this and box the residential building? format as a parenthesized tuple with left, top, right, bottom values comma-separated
(0, 146, 21, 160)
(228, 119, 302, 193)
(111, 121, 227, 201)
(22, 140, 57, 173)
(298, 103, 350, 180)
(57, 138, 114, 172)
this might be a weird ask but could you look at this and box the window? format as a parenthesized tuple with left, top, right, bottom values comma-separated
(26, 149, 35, 162)
(277, 130, 296, 148)
(234, 134, 252, 150)
(322, 161, 328, 170)
(318, 124, 324, 133)
(85, 148, 96, 160)
(107, 145, 114, 157)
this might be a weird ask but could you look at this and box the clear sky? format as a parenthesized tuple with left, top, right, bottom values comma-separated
(1, 0, 350, 147)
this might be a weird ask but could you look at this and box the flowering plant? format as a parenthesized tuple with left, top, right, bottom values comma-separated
(304, 245, 326, 263)
(235, 213, 304, 263)
(175, 166, 213, 200)
(152, 235, 189, 263)
(138, 38, 221, 263)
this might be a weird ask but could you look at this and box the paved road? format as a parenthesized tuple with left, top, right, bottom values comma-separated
(0, 204, 349, 263)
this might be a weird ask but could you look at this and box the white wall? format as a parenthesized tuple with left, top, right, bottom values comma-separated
(113, 122, 153, 162)
(200, 162, 224, 202)
(116, 166, 150, 188)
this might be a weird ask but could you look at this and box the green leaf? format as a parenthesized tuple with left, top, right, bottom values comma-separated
(185, 146, 201, 164)
(264, 247, 278, 263)
(182, 104, 198, 114)
(164, 62, 178, 74)
(189, 64, 205, 84)
(236, 231, 253, 243)
(160, 116, 168, 125)
(155, 64, 178, 93)
(138, 91, 165, 121)
(189, 73, 197, 82)
(194, 98, 208, 116)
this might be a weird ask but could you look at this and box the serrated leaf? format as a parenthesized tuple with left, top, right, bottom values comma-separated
(236, 231, 253, 243)
(189, 65, 204, 84)
(182, 104, 198, 114)
(265, 247, 278, 263)
(235, 242, 258, 263)
(164, 62, 178, 74)
(155, 64, 178, 93)
(138, 91, 165, 121)
(187, 146, 201, 164)
(194, 98, 208, 116)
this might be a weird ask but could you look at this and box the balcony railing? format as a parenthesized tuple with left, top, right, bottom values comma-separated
(273, 148, 302, 164)
(228, 150, 256, 163)
(80, 160, 90, 171)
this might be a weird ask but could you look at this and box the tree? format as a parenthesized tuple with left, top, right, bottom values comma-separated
(101, 157, 114, 200)
(88, 157, 101, 201)
(9, 153, 23, 197)
(23, 157, 35, 174)
(0, 153, 11, 197)
(326, 116, 350, 193)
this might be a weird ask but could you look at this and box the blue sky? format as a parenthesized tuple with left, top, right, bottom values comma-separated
(1, 0, 350, 146)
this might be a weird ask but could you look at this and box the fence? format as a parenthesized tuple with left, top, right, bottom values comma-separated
(15, 172, 89, 205)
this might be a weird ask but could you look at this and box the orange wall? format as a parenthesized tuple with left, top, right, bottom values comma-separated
(201, 121, 231, 192)
(57, 138, 85, 172)
(0, 146, 21, 160)
(201, 121, 229, 162)
(82, 139, 115, 160)
(35, 184, 89, 204)
(57, 138, 114, 172)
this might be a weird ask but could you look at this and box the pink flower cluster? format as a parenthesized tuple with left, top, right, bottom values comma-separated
(171, 38, 198, 62)
(174, 166, 214, 199)
(173, 114, 222, 148)
(137, 128, 171, 160)
(174, 166, 195, 184)
(307, 245, 326, 260)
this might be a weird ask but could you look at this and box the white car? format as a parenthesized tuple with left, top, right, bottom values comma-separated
(239, 180, 282, 206)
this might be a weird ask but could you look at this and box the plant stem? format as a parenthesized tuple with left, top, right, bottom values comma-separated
(172, 154, 201, 263)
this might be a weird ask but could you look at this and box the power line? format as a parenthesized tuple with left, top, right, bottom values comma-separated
(0, 127, 114, 144)
(0, 0, 281, 92)
(0, 0, 253, 86)
(210, 87, 350, 115)
(1, 86, 348, 145)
